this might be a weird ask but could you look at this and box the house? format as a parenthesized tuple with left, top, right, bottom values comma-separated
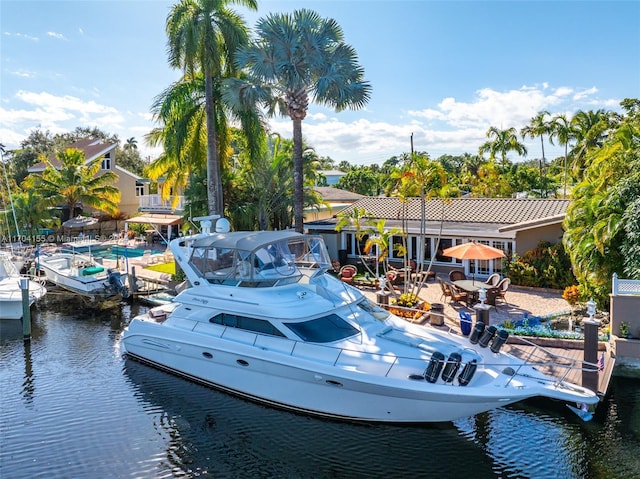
(28, 139, 144, 217)
(305, 196, 569, 280)
(29, 139, 184, 236)
(318, 170, 346, 186)
(305, 186, 364, 222)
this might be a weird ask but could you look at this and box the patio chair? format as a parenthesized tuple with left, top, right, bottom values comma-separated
(449, 270, 466, 282)
(496, 278, 511, 306)
(449, 282, 469, 305)
(438, 277, 452, 302)
(338, 265, 357, 284)
(484, 273, 500, 287)
(485, 287, 500, 308)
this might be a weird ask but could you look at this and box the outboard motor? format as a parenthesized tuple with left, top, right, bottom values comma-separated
(458, 359, 478, 386)
(441, 352, 462, 383)
(108, 269, 130, 299)
(478, 325, 497, 348)
(469, 322, 485, 344)
(490, 329, 509, 353)
(424, 351, 445, 383)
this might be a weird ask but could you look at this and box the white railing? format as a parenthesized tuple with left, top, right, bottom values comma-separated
(138, 194, 184, 212)
(612, 272, 640, 296)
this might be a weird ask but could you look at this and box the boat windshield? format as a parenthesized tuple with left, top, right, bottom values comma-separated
(283, 314, 359, 343)
(188, 234, 332, 287)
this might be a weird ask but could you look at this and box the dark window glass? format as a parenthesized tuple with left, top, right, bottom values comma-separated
(209, 313, 285, 337)
(284, 315, 359, 343)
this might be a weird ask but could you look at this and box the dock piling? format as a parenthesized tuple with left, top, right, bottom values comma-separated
(21, 278, 31, 340)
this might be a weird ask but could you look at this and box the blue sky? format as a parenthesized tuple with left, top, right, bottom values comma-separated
(1, 0, 638, 166)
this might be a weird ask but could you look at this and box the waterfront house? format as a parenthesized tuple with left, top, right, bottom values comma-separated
(28, 139, 144, 217)
(28, 139, 184, 238)
(305, 196, 569, 280)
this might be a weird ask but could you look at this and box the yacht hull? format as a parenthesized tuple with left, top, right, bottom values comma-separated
(123, 320, 593, 423)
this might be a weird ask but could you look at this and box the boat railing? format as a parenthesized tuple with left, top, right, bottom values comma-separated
(501, 336, 600, 390)
(195, 321, 597, 389)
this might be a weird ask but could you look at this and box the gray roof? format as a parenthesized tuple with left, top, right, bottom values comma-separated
(306, 197, 570, 238)
(314, 186, 364, 202)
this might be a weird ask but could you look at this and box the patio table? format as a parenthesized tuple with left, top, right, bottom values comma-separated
(453, 280, 482, 304)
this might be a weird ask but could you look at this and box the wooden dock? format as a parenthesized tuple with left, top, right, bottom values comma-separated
(503, 338, 615, 398)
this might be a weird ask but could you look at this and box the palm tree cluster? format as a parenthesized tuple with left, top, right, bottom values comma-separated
(148, 1, 370, 233)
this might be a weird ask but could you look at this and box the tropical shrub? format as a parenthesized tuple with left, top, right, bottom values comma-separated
(504, 241, 576, 289)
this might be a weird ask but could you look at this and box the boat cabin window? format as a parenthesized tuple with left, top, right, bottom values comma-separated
(209, 313, 285, 337)
(283, 315, 359, 343)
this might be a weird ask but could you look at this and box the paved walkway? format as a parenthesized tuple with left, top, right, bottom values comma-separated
(360, 274, 572, 329)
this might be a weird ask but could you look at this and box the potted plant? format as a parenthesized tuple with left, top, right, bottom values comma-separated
(619, 321, 630, 339)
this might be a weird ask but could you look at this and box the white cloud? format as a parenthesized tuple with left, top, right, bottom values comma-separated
(0, 84, 620, 166)
(46, 31, 66, 40)
(3, 31, 39, 41)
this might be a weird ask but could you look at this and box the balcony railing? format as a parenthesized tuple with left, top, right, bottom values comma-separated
(138, 194, 184, 213)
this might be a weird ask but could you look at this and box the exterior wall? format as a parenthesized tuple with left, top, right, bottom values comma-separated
(112, 171, 140, 216)
(514, 224, 564, 255)
(304, 205, 335, 222)
(609, 293, 640, 377)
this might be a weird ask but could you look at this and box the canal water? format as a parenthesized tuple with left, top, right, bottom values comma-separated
(1, 297, 639, 479)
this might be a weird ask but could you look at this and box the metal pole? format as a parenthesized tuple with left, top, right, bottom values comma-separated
(21, 278, 31, 340)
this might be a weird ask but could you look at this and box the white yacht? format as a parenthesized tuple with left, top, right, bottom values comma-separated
(122, 216, 599, 423)
(36, 249, 129, 299)
(0, 251, 47, 320)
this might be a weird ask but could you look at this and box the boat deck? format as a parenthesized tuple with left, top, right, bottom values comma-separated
(503, 340, 615, 398)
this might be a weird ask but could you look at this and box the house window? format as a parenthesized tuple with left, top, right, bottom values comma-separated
(345, 233, 353, 255)
(101, 153, 111, 170)
(391, 235, 405, 261)
(436, 238, 453, 262)
(135, 185, 144, 197)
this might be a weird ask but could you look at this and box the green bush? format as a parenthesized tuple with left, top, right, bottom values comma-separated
(504, 241, 575, 289)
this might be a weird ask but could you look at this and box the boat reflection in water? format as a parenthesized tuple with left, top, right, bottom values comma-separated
(122, 358, 499, 478)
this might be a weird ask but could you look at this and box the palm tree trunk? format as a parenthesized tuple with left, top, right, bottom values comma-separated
(292, 117, 304, 233)
(204, 73, 222, 216)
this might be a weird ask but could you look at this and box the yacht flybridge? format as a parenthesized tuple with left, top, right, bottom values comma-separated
(122, 216, 599, 423)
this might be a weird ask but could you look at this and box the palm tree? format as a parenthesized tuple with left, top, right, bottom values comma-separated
(521, 111, 552, 189)
(124, 137, 138, 151)
(146, 70, 263, 215)
(226, 9, 371, 232)
(478, 126, 527, 167)
(166, 0, 257, 217)
(569, 109, 616, 178)
(27, 148, 120, 220)
(549, 114, 574, 198)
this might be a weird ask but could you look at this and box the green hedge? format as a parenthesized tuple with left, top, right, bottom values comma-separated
(504, 241, 576, 289)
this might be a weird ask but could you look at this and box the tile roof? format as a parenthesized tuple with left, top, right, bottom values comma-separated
(341, 197, 569, 225)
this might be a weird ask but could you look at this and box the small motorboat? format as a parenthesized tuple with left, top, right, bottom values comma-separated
(122, 216, 599, 423)
(0, 251, 47, 320)
(36, 249, 129, 299)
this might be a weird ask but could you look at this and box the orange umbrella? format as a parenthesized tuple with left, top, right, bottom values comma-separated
(441, 242, 506, 260)
(442, 242, 506, 284)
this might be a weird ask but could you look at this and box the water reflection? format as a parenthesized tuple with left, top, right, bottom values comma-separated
(1, 300, 639, 479)
(122, 358, 498, 478)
